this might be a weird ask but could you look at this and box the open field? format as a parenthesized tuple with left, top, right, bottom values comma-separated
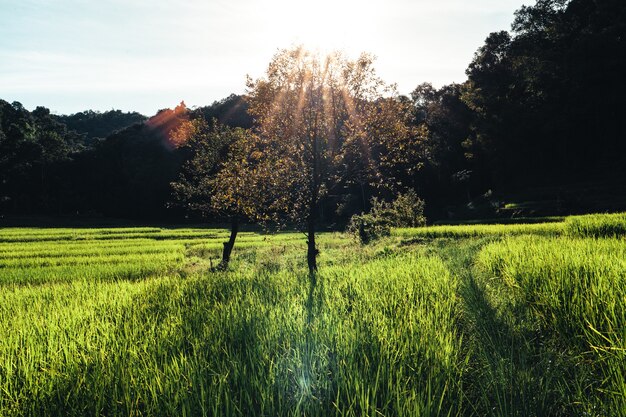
(0, 213, 624, 416)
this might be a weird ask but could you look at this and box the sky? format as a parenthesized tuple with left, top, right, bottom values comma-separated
(0, 0, 533, 116)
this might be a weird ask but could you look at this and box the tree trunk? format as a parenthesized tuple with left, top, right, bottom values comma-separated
(219, 217, 239, 270)
(307, 216, 317, 273)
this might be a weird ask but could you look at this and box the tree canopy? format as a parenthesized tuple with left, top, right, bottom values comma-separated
(246, 47, 419, 271)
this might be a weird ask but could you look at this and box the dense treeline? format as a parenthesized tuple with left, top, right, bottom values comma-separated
(1, 0, 624, 223)
(0, 102, 84, 215)
(55, 109, 147, 146)
(464, 0, 626, 189)
(0, 97, 251, 220)
(410, 0, 626, 217)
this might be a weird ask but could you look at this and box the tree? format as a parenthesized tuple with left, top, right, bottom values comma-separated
(246, 46, 415, 273)
(172, 117, 269, 269)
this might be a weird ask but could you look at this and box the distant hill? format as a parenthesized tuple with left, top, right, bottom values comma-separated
(53, 95, 251, 148)
(192, 94, 253, 129)
(55, 109, 147, 145)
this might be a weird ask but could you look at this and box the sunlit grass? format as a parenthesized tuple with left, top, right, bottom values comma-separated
(565, 212, 626, 238)
(474, 235, 626, 415)
(393, 221, 564, 239)
(0, 227, 465, 416)
(0, 213, 625, 415)
(0, 227, 229, 243)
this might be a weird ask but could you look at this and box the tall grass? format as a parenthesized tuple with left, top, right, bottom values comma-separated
(565, 212, 626, 238)
(0, 227, 230, 243)
(0, 244, 465, 416)
(1, 214, 625, 415)
(393, 221, 563, 239)
(475, 236, 626, 415)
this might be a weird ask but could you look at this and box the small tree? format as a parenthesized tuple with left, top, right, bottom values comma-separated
(172, 118, 264, 269)
(208, 130, 280, 267)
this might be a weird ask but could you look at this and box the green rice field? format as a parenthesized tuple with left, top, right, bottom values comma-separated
(0, 213, 624, 416)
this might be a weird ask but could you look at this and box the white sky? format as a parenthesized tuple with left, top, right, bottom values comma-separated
(0, 0, 533, 116)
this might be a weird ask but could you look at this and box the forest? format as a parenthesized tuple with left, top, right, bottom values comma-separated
(1, 0, 624, 225)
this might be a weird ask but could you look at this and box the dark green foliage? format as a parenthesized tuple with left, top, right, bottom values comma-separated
(85, 122, 187, 219)
(192, 94, 252, 130)
(55, 109, 147, 146)
(347, 190, 426, 243)
(463, 0, 626, 189)
(407, 83, 477, 218)
(0, 101, 84, 214)
(56, 101, 190, 220)
(0, 97, 257, 221)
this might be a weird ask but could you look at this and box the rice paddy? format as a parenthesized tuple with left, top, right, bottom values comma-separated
(0, 213, 624, 416)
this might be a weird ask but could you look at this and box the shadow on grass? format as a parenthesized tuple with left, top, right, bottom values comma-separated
(460, 268, 577, 416)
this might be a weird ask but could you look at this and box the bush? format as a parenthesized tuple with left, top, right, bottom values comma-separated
(347, 190, 426, 243)
(391, 190, 427, 228)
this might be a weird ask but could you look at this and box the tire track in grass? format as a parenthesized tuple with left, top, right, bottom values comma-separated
(426, 236, 569, 416)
